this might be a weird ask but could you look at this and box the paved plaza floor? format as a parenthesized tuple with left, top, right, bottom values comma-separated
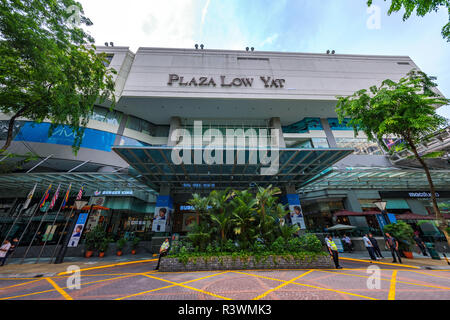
(0, 256, 449, 300)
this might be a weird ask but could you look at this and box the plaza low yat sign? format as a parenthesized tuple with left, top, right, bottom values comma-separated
(167, 74, 286, 88)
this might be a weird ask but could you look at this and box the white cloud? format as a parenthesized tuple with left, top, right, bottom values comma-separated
(78, 0, 201, 52)
(201, 0, 211, 25)
(259, 33, 279, 47)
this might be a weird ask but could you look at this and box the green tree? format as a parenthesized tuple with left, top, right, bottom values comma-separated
(187, 193, 210, 225)
(0, 0, 116, 154)
(367, 0, 450, 41)
(336, 69, 450, 245)
(210, 211, 232, 245)
(230, 190, 257, 249)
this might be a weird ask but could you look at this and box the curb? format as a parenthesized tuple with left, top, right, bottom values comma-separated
(0, 273, 58, 279)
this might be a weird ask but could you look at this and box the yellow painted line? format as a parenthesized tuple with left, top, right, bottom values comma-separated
(234, 271, 377, 301)
(141, 273, 232, 300)
(0, 273, 139, 300)
(388, 271, 397, 300)
(340, 257, 420, 269)
(57, 258, 158, 275)
(116, 271, 230, 300)
(0, 279, 43, 290)
(319, 270, 450, 291)
(408, 270, 450, 279)
(253, 270, 314, 300)
(45, 278, 73, 300)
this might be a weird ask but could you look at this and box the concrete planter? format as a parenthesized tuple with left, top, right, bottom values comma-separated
(159, 254, 333, 272)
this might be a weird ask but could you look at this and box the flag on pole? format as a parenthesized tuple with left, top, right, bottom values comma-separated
(49, 184, 61, 210)
(39, 184, 52, 208)
(23, 183, 37, 210)
(76, 185, 84, 201)
(61, 183, 72, 209)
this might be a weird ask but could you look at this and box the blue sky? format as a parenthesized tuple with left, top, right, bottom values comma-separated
(79, 0, 450, 118)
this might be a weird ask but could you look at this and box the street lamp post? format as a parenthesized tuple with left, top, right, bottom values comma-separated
(54, 200, 88, 264)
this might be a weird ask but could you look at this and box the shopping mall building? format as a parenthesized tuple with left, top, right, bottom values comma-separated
(0, 46, 449, 254)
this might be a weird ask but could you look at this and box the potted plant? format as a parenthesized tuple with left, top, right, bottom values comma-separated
(84, 225, 107, 258)
(98, 238, 110, 258)
(131, 237, 140, 255)
(116, 238, 127, 256)
(384, 221, 415, 258)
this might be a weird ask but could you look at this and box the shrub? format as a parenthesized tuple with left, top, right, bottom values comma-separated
(84, 225, 107, 251)
(271, 236, 287, 253)
(298, 234, 323, 253)
(116, 238, 127, 251)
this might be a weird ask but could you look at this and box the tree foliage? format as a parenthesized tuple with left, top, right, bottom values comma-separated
(336, 69, 450, 245)
(0, 0, 117, 154)
(367, 0, 450, 41)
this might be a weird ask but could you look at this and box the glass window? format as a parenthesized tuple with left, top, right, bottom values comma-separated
(126, 116, 141, 132)
(335, 138, 382, 155)
(90, 106, 122, 126)
(312, 138, 329, 149)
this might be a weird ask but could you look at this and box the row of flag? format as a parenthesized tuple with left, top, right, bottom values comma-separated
(23, 183, 84, 210)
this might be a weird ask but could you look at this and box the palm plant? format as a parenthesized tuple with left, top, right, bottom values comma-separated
(187, 193, 210, 225)
(210, 211, 232, 246)
(230, 190, 257, 249)
(186, 222, 211, 251)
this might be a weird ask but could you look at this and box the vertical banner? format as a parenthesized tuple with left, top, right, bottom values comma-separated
(152, 195, 173, 232)
(376, 214, 388, 231)
(286, 194, 306, 229)
(68, 213, 89, 247)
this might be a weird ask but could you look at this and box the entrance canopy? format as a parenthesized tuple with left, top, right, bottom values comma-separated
(301, 167, 450, 191)
(113, 146, 353, 192)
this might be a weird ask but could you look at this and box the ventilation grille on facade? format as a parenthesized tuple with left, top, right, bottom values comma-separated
(237, 57, 270, 61)
(397, 62, 410, 65)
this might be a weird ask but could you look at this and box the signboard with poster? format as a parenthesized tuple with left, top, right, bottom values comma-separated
(152, 195, 173, 232)
(286, 194, 306, 229)
(68, 213, 89, 247)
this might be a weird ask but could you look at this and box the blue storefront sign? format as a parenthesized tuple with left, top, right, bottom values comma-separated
(14, 122, 116, 152)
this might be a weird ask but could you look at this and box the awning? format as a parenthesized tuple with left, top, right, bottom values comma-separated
(334, 210, 380, 217)
(396, 213, 450, 220)
(113, 146, 353, 192)
(326, 224, 357, 231)
(301, 167, 450, 191)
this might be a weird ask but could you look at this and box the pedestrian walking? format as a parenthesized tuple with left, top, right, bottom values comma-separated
(154, 238, 170, 270)
(413, 234, 428, 256)
(385, 233, 402, 264)
(0, 240, 12, 267)
(363, 234, 377, 260)
(1, 238, 19, 266)
(325, 234, 342, 269)
(342, 234, 353, 253)
(368, 233, 384, 259)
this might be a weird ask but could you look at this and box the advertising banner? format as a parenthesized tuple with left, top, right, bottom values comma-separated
(152, 195, 173, 232)
(286, 194, 306, 229)
(68, 213, 89, 247)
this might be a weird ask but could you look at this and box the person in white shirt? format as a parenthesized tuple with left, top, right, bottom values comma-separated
(0, 240, 12, 266)
(362, 234, 377, 261)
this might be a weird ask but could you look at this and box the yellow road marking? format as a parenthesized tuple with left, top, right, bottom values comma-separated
(115, 271, 231, 300)
(319, 270, 450, 290)
(234, 271, 377, 300)
(45, 278, 73, 300)
(0, 279, 42, 290)
(408, 270, 450, 279)
(253, 270, 313, 300)
(140, 273, 232, 300)
(388, 271, 397, 300)
(0, 273, 139, 300)
(57, 259, 158, 275)
(340, 257, 420, 269)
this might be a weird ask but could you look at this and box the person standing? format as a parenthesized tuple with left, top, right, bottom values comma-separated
(342, 234, 353, 253)
(413, 234, 428, 256)
(363, 234, 377, 260)
(154, 238, 170, 270)
(0, 240, 12, 267)
(385, 233, 402, 264)
(325, 235, 342, 269)
(368, 233, 384, 259)
(1, 238, 19, 266)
